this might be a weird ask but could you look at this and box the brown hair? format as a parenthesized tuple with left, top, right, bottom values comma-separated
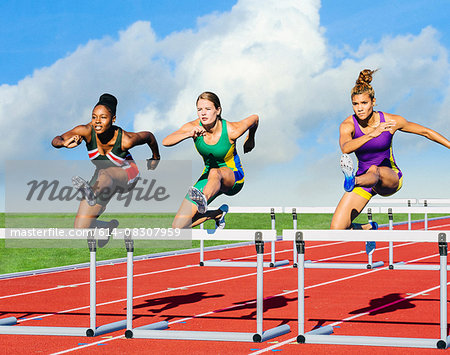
(196, 91, 222, 118)
(351, 69, 378, 99)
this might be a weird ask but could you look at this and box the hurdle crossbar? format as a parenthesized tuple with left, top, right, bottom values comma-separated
(419, 199, 450, 206)
(0, 238, 126, 337)
(283, 229, 450, 349)
(124, 229, 290, 342)
(368, 198, 418, 206)
(286, 207, 383, 269)
(380, 206, 450, 232)
(369, 198, 416, 230)
(379, 206, 450, 269)
(199, 207, 289, 268)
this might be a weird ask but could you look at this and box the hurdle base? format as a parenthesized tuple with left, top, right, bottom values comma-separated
(302, 334, 443, 349)
(200, 258, 221, 266)
(391, 263, 440, 271)
(0, 318, 126, 337)
(304, 261, 384, 270)
(269, 260, 290, 267)
(0, 317, 17, 326)
(86, 319, 127, 337)
(125, 321, 169, 338)
(297, 325, 334, 343)
(0, 325, 88, 336)
(131, 324, 290, 342)
(201, 260, 289, 268)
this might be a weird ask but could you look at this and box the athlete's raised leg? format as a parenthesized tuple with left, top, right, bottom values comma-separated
(356, 165, 400, 195)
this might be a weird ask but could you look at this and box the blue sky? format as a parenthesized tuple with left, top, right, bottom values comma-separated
(0, 0, 449, 209)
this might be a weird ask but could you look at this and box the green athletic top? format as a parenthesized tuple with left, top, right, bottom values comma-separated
(194, 119, 244, 183)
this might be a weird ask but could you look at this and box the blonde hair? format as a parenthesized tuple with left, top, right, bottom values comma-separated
(351, 69, 378, 99)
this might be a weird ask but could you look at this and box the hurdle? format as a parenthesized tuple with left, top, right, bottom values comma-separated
(199, 207, 289, 268)
(367, 198, 417, 230)
(286, 206, 383, 269)
(122, 229, 291, 342)
(0, 232, 127, 336)
(419, 199, 450, 230)
(379, 206, 450, 269)
(283, 229, 450, 349)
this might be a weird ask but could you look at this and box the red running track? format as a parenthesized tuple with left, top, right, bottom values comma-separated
(0, 217, 450, 354)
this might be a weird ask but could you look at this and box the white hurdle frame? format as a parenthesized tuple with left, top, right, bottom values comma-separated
(283, 229, 450, 349)
(379, 206, 450, 269)
(286, 206, 383, 269)
(124, 229, 290, 342)
(199, 207, 289, 268)
(0, 237, 127, 337)
(367, 198, 417, 230)
(419, 199, 450, 231)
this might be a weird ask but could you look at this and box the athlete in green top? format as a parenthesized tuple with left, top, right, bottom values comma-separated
(52, 93, 160, 239)
(163, 91, 258, 229)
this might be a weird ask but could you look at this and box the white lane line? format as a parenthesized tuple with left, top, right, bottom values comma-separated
(248, 283, 444, 355)
(0, 264, 197, 300)
(18, 266, 288, 323)
(49, 252, 437, 354)
(0, 241, 346, 299)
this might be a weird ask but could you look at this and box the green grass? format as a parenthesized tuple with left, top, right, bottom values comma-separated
(0, 212, 447, 274)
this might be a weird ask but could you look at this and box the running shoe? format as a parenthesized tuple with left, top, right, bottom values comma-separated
(72, 176, 97, 206)
(215, 204, 229, 229)
(340, 154, 355, 192)
(365, 221, 378, 255)
(188, 186, 208, 214)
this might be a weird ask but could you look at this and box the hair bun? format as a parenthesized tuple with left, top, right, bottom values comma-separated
(356, 69, 377, 86)
(96, 93, 117, 115)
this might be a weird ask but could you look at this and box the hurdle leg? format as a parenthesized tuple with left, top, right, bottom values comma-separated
(126, 237, 134, 334)
(253, 232, 290, 342)
(438, 233, 449, 349)
(88, 238, 97, 334)
(388, 209, 394, 268)
(86, 238, 127, 337)
(124, 237, 168, 339)
(270, 209, 276, 266)
(292, 209, 298, 267)
(256, 238, 264, 337)
(199, 223, 204, 265)
(296, 232, 305, 337)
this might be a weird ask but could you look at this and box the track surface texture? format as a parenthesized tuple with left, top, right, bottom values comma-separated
(1, 217, 450, 354)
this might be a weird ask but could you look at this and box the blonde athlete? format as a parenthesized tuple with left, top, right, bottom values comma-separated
(163, 92, 258, 229)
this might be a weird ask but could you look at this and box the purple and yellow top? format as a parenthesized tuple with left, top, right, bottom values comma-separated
(352, 111, 402, 179)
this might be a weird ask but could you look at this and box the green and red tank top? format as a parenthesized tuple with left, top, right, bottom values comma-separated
(86, 125, 139, 183)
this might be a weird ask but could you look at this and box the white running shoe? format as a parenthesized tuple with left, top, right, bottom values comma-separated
(188, 186, 208, 214)
(72, 176, 97, 206)
(340, 154, 355, 192)
(215, 204, 229, 229)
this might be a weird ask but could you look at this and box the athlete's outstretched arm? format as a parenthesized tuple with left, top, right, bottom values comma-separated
(123, 131, 161, 169)
(394, 115, 450, 149)
(228, 114, 259, 153)
(52, 124, 91, 149)
(162, 120, 202, 147)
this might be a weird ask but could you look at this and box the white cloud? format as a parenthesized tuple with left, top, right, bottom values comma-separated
(0, 0, 449, 207)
